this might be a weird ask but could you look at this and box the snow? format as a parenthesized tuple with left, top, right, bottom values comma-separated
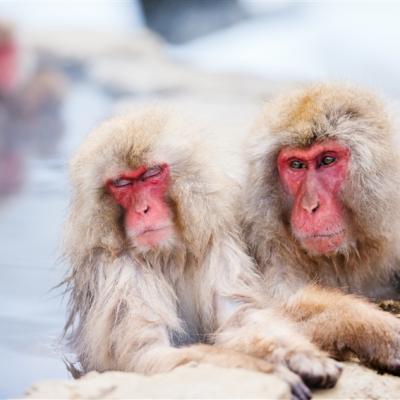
(0, 0, 143, 34)
(170, 3, 400, 96)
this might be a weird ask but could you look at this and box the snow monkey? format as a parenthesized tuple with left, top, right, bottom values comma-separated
(242, 83, 400, 375)
(63, 107, 342, 399)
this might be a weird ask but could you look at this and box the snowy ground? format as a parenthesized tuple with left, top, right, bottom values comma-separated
(170, 3, 400, 96)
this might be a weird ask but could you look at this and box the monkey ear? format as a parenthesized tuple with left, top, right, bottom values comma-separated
(64, 191, 125, 261)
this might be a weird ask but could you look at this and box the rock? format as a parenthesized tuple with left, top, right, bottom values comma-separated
(314, 362, 400, 399)
(24, 363, 290, 399)
(23, 362, 400, 399)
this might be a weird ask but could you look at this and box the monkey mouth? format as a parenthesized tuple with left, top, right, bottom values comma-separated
(297, 229, 346, 254)
(129, 225, 174, 249)
(140, 225, 172, 235)
(305, 229, 346, 239)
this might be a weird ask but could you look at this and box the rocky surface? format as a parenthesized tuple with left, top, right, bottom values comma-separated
(314, 362, 400, 399)
(24, 363, 289, 399)
(24, 362, 400, 399)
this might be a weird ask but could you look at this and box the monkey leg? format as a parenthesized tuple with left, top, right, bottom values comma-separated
(214, 305, 342, 390)
(285, 285, 400, 375)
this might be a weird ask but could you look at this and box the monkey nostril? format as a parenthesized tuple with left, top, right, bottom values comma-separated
(303, 201, 320, 214)
(311, 202, 320, 213)
(143, 206, 150, 214)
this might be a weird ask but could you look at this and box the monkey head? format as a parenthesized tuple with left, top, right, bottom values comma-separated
(245, 83, 400, 259)
(66, 107, 232, 259)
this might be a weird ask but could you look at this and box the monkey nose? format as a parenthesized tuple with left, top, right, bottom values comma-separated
(301, 198, 320, 214)
(135, 204, 150, 215)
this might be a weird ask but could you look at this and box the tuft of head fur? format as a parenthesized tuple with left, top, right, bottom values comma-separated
(242, 83, 400, 288)
(65, 107, 239, 263)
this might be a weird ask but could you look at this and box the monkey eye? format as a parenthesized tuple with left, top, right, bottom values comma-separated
(141, 165, 162, 181)
(320, 155, 336, 166)
(112, 178, 132, 187)
(289, 160, 306, 169)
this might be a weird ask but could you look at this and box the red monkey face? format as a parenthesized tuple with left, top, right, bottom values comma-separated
(277, 141, 350, 255)
(107, 163, 175, 250)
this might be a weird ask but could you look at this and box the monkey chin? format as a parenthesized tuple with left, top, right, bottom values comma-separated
(297, 230, 347, 256)
(128, 226, 176, 253)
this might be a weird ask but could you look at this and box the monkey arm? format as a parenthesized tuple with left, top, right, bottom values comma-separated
(214, 299, 342, 388)
(67, 256, 186, 373)
(80, 305, 277, 375)
(209, 239, 342, 389)
(284, 285, 400, 374)
(67, 255, 281, 376)
(88, 295, 276, 375)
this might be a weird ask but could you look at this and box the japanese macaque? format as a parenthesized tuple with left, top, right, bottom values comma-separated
(242, 83, 400, 374)
(63, 107, 342, 398)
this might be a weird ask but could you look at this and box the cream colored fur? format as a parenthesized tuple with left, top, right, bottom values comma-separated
(242, 83, 400, 373)
(63, 107, 340, 394)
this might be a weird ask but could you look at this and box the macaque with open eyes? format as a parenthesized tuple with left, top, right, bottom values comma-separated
(63, 107, 342, 399)
(242, 83, 400, 374)
(277, 141, 351, 255)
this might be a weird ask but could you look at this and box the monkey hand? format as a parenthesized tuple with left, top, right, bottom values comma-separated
(208, 350, 312, 400)
(286, 288, 400, 376)
(279, 344, 342, 390)
(223, 332, 342, 389)
(182, 345, 311, 400)
(215, 307, 342, 391)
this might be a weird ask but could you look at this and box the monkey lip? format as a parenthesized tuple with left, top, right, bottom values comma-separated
(139, 225, 172, 235)
(132, 225, 174, 248)
(298, 229, 346, 254)
(304, 229, 346, 239)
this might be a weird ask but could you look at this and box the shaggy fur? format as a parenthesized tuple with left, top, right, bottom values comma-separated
(63, 107, 341, 393)
(242, 83, 400, 373)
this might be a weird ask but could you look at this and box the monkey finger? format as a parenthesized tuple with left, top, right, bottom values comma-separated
(275, 366, 312, 400)
(373, 359, 400, 376)
(385, 361, 400, 376)
(286, 353, 342, 389)
(291, 381, 312, 400)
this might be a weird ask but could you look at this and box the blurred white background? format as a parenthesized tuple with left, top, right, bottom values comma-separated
(174, 2, 400, 95)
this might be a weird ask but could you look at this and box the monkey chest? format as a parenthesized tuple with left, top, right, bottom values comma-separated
(171, 280, 209, 346)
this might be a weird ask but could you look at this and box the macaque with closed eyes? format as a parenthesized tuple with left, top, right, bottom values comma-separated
(242, 83, 400, 374)
(63, 107, 342, 399)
